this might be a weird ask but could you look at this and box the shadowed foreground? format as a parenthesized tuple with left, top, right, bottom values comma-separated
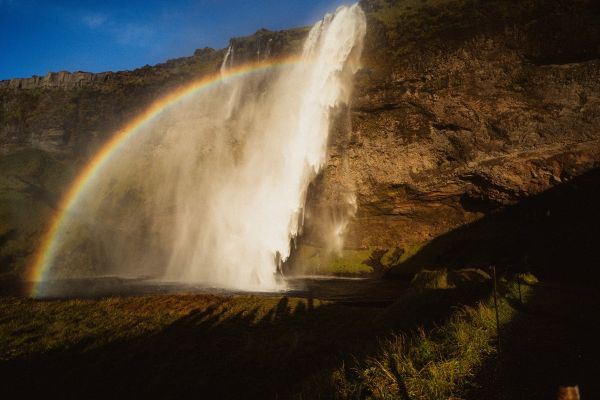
(1, 277, 598, 399)
(1, 286, 486, 399)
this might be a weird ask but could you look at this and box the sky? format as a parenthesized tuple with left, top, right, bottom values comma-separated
(0, 0, 352, 80)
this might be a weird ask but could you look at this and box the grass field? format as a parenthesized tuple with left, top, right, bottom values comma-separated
(3, 274, 595, 399)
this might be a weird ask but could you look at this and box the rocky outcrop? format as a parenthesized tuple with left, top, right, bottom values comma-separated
(0, 71, 115, 90)
(0, 26, 308, 91)
(0, 48, 223, 153)
(225, 27, 308, 66)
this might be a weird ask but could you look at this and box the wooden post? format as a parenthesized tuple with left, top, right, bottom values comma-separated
(557, 385, 580, 400)
(517, 274, 522, 303)
(491, 265, 501, 355)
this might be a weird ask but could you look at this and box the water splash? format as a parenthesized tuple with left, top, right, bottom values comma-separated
(46, 4, 366, 292)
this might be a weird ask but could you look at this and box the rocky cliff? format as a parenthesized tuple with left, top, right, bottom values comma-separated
(0, 26, 306, 155)
(298, 0, 600, 278)
(1, 0, 599, 281)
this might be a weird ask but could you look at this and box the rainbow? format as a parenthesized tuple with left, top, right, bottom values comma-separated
(27, 55, 303, 297)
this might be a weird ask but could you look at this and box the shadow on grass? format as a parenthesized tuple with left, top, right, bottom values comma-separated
(465, 282, 600, 399)
(379, 167, 600, 398)
(0, 286, 489, 399)
(391, 167, 600, 283)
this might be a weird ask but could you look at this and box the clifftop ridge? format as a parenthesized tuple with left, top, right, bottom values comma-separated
(0, 26, 308, 90)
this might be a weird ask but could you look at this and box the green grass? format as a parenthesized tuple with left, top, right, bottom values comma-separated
(387, 243, 424, 266)
(0, 280, 499, 398)
(330, 293, 516, 399)
(326, 275, 564, 400)
(290, 243, 431, 277)
(6, 273, 590, 399)
(0, 295, 324, 361)
(291, 244, 374, 275)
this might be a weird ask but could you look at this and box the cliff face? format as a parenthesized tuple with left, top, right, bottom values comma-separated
(0, 48, 218, 154)
(0, 26, 306, 155)
(1, 0, 599, 280)
(0, 71, 115, 90)
(300, 0, 600, 277)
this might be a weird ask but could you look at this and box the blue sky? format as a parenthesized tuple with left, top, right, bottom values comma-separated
(0, 0, 352, 80)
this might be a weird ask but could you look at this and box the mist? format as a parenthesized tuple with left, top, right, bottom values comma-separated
(44, 4, 366, 293)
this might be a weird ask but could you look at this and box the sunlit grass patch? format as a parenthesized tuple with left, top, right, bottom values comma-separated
(290, 244, 374, 275)
(0, 295, 219, 361)
(342, 304, 497, 399)
(331, 281, 526, 399)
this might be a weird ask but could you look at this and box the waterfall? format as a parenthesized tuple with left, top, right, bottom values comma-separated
(47, 4, 366, 291)
(220, 45, 232, 76)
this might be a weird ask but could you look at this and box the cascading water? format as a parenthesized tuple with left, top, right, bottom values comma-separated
(45, 4, 366, 292)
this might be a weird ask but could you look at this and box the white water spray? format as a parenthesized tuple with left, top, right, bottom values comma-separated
(48, 4, 366, 291)
(220, 45, 233, 75)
